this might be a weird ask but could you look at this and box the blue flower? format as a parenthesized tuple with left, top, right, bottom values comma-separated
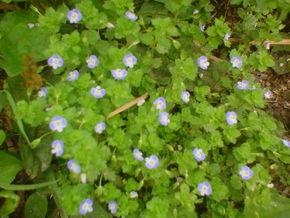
(236, 80, 249, 90)
(51, 140, 64, 157)
(79, 198, 93, 215)
(226, 111, 237, 125)
(197, 56, 209, 70)
(239, 166, 254, 180)
(145, 155, 159, 169)
(86, 55, 99, 69)
(108, 200, 118, 214)
(67, 70, 79, 81)
(37, 87, 48, 97)
(67, 160, 81, 174)
(159, 112, 170, 126)
(47, 54, 64, 69)
(264, 90, 273, 99)
(231, 56, 243, 69)
(153, 97, 166, 110)
(129, 191, 138, 199)
(224, 32, 231, 41)
(133, 148, 144, 161)
(125, 11, 138, 21)
(123, 53, 137, 68)
(282, 139, 290, 148)
(49, 116, 67, 132)
(95, 121, 106, 134)
(90, 86, 106, 99)
(193, 148, 206, 162)
(181, 91, 190, 103)
(197, 181, 212, 196)
(111, 69, 127, 80)
(67, 9, 82, 24)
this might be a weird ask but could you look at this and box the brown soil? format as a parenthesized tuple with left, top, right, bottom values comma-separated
(255, 70, 290, 133)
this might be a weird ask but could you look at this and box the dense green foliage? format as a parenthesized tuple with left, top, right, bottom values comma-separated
(0, 0, 290, 217)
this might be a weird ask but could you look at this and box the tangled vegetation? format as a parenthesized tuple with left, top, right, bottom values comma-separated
(0, 0, 289, 217)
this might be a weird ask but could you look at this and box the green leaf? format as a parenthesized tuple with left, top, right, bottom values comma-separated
(77, 0, 108, 29)
(171, 58, 197, 81)
(0, 129, 6, 145)
(175, 183, 197, 209)
(249, 49, 275, 72)
(145, 197, 169, 218)
(19, 144, 40, 179)
(0, 181, 57, 191)
(233, 142, 256, 162)
(0, 151, 22, 184)
(194, 86, 210, 101)
(24, 192, 48, 218)
(0, 190, 20, 216)
(2, 90, 31, 146)
(244, 189, 290, 218)
(114, 18, 140, 39)
(223, 126, 241, 144)
(38, 5, 68, 33)
(211, 178, 229, 201)
(0, 11, 51, 76)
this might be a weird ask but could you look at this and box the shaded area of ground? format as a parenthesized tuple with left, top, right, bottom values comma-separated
(255, 70, 290, 133)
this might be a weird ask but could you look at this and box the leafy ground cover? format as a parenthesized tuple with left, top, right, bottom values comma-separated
(0, 0, 290, 217)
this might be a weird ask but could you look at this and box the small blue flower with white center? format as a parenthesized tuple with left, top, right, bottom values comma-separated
(67, 9, 82, 24)
(197, 181, 212, 196)
(86, 55, 99, 69)
(123, 53, 137, 68)
(239, 166, 254, 180)
(130, 191, 138, 199)
(231, 56, 243, 69)
(145, 155, 159, 169)
(95, 121, 106, 134)
(181, 91, 190, 103)
(197, 56, 210, 70)
(111, 69, 127, 80)
(133, 148, 144, 161)
(67, 70, 79, 81)
(90, 86, 106, 99)
(125, 11, 138, 21)
(226, 111, 237, 126)
(282, 139, 290, 148)
(37, 87, 48, 97)
(236, 80, 249, 90)
(193, 148, 206, 162)
(264, 90, 273, 99)
(47, 54, 64, 70)
(79, 198, 93, 215)
(51, 140, 64, 157)
(153, 97, 166, 110)
(49, 116, 67, 132)
(224, 32, 231, 41)
(67, 160, 81, 174)
(108, 201, 118, 214)
(159, 112, 170, 126)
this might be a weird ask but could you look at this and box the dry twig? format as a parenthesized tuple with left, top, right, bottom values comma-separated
(107, 93, 149, 119)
